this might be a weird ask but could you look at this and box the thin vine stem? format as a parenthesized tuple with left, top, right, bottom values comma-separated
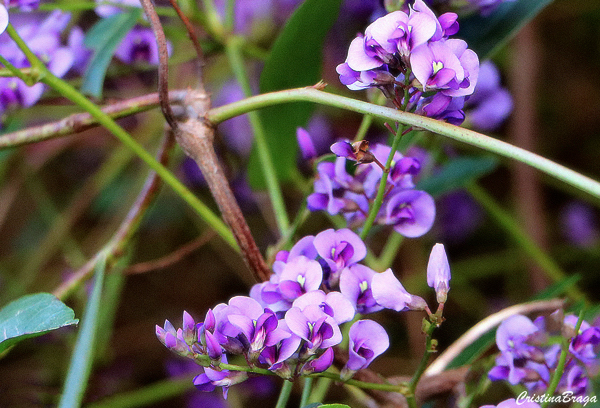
(225, 36, 290, 235)
(467, 182, 585, 302)
(407, 321, 437, 408)
(541, 309, 585, 408)
(206, 87, 600, 201)
(275, 380, 294, 408)
(360, 123, 405, 240)
(4, 23, 238, 252)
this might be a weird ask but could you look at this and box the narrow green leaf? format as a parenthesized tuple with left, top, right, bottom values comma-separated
(59, 254, 107, 408)
(417, 156, 498, 197)
(457, 0, 555, 59)
(248, 0, 344, 188)
(81, 9, 142, 98)
(0, 293, 78, 353)
(318, 405, 351, 408)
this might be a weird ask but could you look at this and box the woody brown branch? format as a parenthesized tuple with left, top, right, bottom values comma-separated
(176, 90, 271, 282)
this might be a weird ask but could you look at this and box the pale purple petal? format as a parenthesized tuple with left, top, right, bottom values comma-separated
(346, 319, 389, 371)
(426, 243, 451, 303)
(371, 269, 413, 311)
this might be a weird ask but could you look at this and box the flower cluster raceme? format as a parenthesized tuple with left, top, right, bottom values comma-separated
(337, 0, 479, 125)
(157, 230, 452, 397)
(488, 312, 600, 398)
(306, 139, 435, 237)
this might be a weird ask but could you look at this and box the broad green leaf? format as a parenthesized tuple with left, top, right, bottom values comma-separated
(0, 293, 78, 353)
(417, 156, 498, 197)
(81, 9, 142, 98)
(248, 0, 344, 188)
(457, 0, 555, 59)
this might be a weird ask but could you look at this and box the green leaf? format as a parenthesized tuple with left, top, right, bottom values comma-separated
(417, 156, 498, 197)
(59, 254, 107, 408)
(0, 293, 78, 353)
(457, 0, 555, 59)
(81, 9, 142, 98)
(318, 405, 351, 408)
(248, 0, 344, 188)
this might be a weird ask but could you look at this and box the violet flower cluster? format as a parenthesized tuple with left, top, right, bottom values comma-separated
(489, 312, 600, 399)
(157, 229, 452, 398)
(0, 11, 83, 118)
(337, 0, 479, 125)
(305, 137, 435, 237)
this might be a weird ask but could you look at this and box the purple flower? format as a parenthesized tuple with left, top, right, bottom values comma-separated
(410, 40, 465, 93)
(285, 305, 342, 354)
(569, 326, 600, 365)
(560, 201, 599, 248)
(300, 347, 335, 375)
(193, 356, 248, 399)
(292, 290, 355, 325)
(0, 11, 74, 115)
(371, 269, 428, 311)
(307, 161, 348, 215)
(278, 256, 323, 301)
(297, 127, 317, 161)
(426, 243, 450, 303)
(156, 319, 193, 357)
(339, 264, 383, 314)
(341, 319, 389, 380)
(313, 228, 367, 275)
(466, 61, 513, 131)
(115, 26, 169, 65)
(384, 189, 436, 237)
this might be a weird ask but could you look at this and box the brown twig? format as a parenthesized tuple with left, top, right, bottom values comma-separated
(139, 0, 178, 130)
(53, 131, 176, 300)
(176, 90, 271, 282)
(125, 230, 215, 275)
(0, 90, 188, 149)
(167, 0, 204, 67)
(140, 1, 271, 282)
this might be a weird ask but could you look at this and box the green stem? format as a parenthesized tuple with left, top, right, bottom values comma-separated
(360, 123, 405, 240)
(207, 87, 600, 201)
(275, 380, 294, 408)
(42, 73, 237, 250)
(308, 371, 410, 394)
(6, 24, 44, 75)
(0, 55, 32, 83)
(407, 321, 437, 408)
(300, 377, 313, 408)
(467, 183, 585, 302)
(308, 377, 332, 404)
(366, 232, 404, 271)
(541, 309, 585, 408)
(4, 22, 237, 251)
(225, 36, 290, 235)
